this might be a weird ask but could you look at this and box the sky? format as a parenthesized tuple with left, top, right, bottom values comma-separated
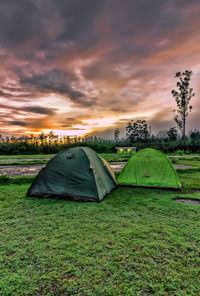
(0, 0, 200, 138)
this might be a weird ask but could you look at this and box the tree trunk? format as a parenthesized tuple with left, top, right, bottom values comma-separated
(182, 108, 186, 148)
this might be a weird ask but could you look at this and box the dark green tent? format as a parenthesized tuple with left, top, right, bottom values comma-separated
(118, 148, 181, 189)
(27, 147, 117, 201)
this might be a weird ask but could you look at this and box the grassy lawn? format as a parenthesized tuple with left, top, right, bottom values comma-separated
(0, 167, 200, 295)
(0, 152, 199, 164)
(100, 153, 132, 162)
(0, 154, 55, 160)
(0, 154, 200, 167)
(170, 157, 200, 168)
(0, 153, 131, 165)
(0, 160, 48, 166)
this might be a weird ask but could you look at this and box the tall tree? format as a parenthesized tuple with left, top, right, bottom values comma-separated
(126, 120, 149, 143)
(171, 70, 195, 141)
(114, 128, 120, 142)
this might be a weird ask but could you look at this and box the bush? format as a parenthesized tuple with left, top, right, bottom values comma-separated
(0, 175, 10, 184)
(0, 175, 35, 185)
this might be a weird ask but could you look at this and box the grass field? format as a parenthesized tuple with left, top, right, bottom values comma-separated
(0, 153, 199, 166)
(0, 154, 55, 159)
(0, 153, 131, 165)
(0, 164, 200, 295)
(0, 160, 48, 166)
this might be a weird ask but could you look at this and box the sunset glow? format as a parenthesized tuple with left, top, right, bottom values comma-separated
(0, 0, 200, 138)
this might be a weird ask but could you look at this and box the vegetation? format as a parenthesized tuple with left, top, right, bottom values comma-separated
(171, 70, 195, 140)
(166, 127, 178, 141)
(0, 135, 116, 155)
(0, 165, 200, 295)
(114, 128, 120, 142)
(126, 120, 149, 143)
(0, 175, 35, 185)
(0, 125, 200, 157)
(0, 154, 55, 159)
(0, 160, 48, 166)
(170, 157, 200, 167)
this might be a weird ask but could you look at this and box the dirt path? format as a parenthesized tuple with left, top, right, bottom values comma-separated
(0, 162, 195, 177)
(0, 164, 43, 177)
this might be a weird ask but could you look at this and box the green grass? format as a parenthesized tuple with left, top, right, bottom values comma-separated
(0, 168, 200, 295)
(0, 154, 199, 167)
(0, 154, 55, 159)
(168, 150, 200, 156)
(170, 158, 200, 167)
(0, 160, 48, 166)
(0, 153, 131, 164)
(100, 153, 132, 162)
(0, 153, 131, 163)
(0, 175, 35, 185)
(0, 152, 199, 163)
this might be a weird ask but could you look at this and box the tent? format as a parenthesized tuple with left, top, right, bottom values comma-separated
(27, 147, 117, 201)
(118, 148, 181, 189)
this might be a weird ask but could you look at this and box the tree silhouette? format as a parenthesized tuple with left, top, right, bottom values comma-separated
(114, 128, 120, 142)
(171, 70, 195, 141)
(126, 120, 149, 143)
(166, 127, 178, 141)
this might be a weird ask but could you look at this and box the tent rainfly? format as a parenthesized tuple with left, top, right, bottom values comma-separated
(27, 147, 117, 202)
(118, 148, 181, 189)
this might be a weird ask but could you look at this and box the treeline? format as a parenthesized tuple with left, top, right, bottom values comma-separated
(0, 130, 200, 155)
(0, 133, 116, 154)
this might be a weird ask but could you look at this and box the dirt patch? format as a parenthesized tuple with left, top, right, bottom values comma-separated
(173, 164, 194, 169)
(0, 161, 195, 177)
(0, 164, 44, 177)
(174, 198, 200, 204)
(109, 162, 126, 172)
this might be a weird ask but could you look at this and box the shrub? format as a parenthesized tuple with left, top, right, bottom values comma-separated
(0, 175, 10, 184)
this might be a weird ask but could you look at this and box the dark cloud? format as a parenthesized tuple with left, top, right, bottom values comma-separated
(21, 106, 56, 115)
(19, 70, 73, 94)
(54, 0, 104, 40)
(20, 69, 95, 107)
(0, 0, 39, 46)
(8, 120, 28, 126)
(0, 0, 200, 135)
(0, 103, 56, 115)
(60, 117, 84, 129)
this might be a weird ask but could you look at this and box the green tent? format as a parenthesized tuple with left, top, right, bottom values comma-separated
(27, 147, 117, 202)
(118, 148, 181, 189)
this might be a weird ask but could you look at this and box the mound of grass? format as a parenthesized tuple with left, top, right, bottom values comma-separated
(99, 153, 131, 162)
(0, 154, 55, 159)
(0, 175, 35, 185)
(0, 160, 47, 166)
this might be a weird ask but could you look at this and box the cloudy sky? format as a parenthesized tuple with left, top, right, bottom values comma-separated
(0, 0, 200, 138)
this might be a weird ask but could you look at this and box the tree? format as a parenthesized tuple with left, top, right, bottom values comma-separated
(171, 70, 195, 141)
(157, 130, 168, 142)
(166, 127, 178, 141)
(189, 129, 200, 141)
(114, 128, 120, 142)
(126, 120, 149, 143)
